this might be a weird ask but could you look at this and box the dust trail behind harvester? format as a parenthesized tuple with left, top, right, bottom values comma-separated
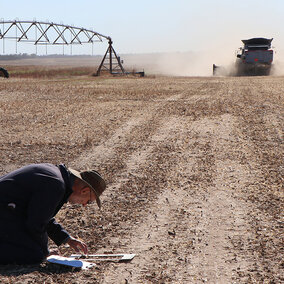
(270, 50, 284, 75)
(123, 47, 237, 77)
(155, 49, 237, 77)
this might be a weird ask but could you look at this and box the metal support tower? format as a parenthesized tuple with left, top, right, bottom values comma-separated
(96, 38, 125, 76)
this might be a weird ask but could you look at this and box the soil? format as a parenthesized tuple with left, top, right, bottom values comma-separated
(0, 72, 283, 283)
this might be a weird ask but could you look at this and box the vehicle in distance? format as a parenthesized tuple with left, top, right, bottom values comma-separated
(235, 37, 273, 76)
(213, 37, 274, 76)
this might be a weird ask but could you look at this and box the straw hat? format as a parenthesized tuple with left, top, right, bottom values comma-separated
(68, 168, 106, 208)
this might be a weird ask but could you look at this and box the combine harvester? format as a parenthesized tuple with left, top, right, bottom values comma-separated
(213, 37, 274, 76)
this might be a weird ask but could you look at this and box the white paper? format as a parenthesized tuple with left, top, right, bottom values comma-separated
(47, 255, 95, 270)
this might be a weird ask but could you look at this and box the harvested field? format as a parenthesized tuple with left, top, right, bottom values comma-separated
(0, 68, 283, 283)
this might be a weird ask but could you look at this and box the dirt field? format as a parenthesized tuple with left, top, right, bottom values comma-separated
(0, 70, 283, 283)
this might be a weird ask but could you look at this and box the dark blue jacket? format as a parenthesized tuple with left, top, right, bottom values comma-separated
(0, 163, 74, 256)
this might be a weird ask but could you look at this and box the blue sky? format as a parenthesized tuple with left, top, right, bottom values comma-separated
(1, 0, 284, 55)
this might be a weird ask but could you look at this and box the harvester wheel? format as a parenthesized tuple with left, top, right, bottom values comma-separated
(213, 64, 218, 76)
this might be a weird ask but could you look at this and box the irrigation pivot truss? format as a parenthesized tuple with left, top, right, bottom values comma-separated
(0, 20, 110, 46)
(0, 19, 125, 75)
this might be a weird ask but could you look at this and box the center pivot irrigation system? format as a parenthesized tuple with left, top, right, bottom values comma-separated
(0, 20, 143, 76)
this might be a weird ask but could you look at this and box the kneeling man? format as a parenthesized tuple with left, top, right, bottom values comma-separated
(0, 163, 106, 264)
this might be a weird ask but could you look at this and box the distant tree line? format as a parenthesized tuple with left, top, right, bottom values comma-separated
(0, 53, 37, 60)
(0, 53, 101, 60)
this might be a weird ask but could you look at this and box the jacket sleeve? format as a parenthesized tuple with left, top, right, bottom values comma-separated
(46, 218, 70, 246)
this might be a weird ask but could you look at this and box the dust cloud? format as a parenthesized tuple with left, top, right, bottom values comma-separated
(270, 50, 284, 75)
(123, 48, 237, 77)
(156, 50, 236, 76)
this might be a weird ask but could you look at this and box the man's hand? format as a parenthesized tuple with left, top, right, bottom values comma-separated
(66, 236, 88, 255)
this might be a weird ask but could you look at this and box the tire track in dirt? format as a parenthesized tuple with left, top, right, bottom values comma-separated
(99, 115, 192, 283)
(230, 78, 284, 283)
(70, 92, 184, 170)
(100, 115, 176, 201)
(98, 113, 259, 283)
(70, 80, 210, 172)
(187, 114, 255, 283)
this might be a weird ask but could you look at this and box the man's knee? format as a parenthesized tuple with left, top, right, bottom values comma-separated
(0, 243, 47, 265)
